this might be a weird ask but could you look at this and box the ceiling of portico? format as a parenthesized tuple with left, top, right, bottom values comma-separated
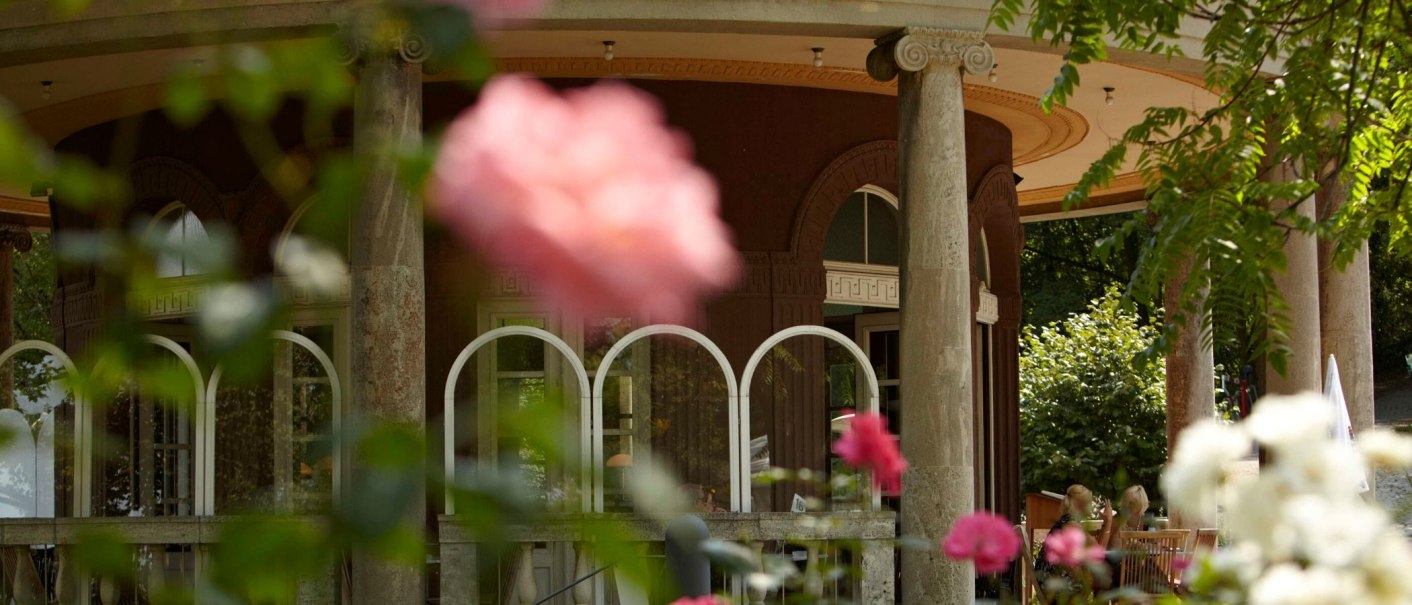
(0, 28, 1220, 217)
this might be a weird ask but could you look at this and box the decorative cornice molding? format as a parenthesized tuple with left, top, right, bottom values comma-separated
(867, 27, 994, 81)
(130, 275, 351, 320)
(484, 267, 544, 299)
(825, 264, 899, 309)
(495, 57, 894, 94)
(977, 289, 1000, 325)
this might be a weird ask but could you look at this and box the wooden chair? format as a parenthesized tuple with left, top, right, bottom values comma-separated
(1118, 530, 1190, 594)
(1025, 492, 1063, 547)
(1013, 524, 1040, 605)
(1190, 528, 1219, 553)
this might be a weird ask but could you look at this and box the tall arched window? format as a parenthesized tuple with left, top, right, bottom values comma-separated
(152, 202, 209, 278)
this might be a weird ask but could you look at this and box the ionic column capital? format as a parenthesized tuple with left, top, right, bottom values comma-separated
(336, 21, 432, 67)
(866, 28, 994, 82)
(0, 228, 32, 253)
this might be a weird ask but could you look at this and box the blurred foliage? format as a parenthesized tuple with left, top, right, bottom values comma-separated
(1020, 287, 1167, 500)
(993, 0, 1412, 374)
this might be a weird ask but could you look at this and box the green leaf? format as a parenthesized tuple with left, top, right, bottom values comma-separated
(164, 66, 211, 127)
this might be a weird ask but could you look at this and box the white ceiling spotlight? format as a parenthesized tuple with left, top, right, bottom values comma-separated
(812, 47, 825, 68)
(40, 80, 52, 101)
(602, 41, 615, 61)
(1104, 86, 1116, 106)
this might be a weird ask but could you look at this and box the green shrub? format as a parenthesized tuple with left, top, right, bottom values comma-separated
(1020, 286, 1167, 503)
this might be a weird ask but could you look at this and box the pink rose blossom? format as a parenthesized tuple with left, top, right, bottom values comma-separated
(428, 76, 739, 324)
(942, 512, 1021, 574)
(1171, 554, 1192, 573)
(1043, 527, 1106, 568)
(667, 597, 728, 605)
(831, 410, 908, 492)
(433, 0, 547, 28)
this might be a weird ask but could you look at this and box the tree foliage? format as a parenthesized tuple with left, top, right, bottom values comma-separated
(1370, 226, 1412, 377)
(993, 0, 1412, 372)
(1021, 213, 1150, 329)
(1020, 288, 1167, 500)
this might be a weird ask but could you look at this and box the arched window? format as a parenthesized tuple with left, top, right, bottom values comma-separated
(276, 196, 351, 265)
(824, 186, 899, 267)
(152, 202, 209, 278)
(823, 186, 900, 309)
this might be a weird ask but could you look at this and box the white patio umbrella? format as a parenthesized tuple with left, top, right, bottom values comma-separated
(1325, 354, 1370, 493)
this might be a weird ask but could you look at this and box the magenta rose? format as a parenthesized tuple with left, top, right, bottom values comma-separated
(831, 410, 908, 492)
(942, 512, 1022, 574)
(1043, 526, 1106, 567)
(427, 76, 739, 324)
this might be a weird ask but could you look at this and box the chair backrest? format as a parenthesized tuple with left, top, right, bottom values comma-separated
(1192, 528, 1219, 552)
(1025, 493, 1063, 545)
(1013, 524, 1038, 605)
(1119, 530, 1190, 594)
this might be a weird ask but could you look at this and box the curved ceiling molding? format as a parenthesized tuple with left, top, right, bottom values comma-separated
(489, 56, 1087, 167)
(1016, 171, 1147, 205)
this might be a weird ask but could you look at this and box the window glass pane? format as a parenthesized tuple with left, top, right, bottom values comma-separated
(866, 195, 900, 266)
(155, 206, 210, 278)
(291, 325, 335, 512)
(823, 193, 867, 263)
(869, 330, 900, 381)
(496, 376, 548, 495)
(495, 318, 546, 372)
(99, 366, 194, 517)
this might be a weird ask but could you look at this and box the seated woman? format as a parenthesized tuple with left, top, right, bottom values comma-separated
(1101, 485, 1152, 547)
(1102, 485, 1171, 593)
(1034, 484, 1114, 591)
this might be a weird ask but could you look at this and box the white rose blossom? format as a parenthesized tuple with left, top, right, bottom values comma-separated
(1244, 393, 1333, 453)
(1172, 392, 1412, 605)
(1249, 564, 1353, 605)
(1357, 427, 1412, 469)
(1161, 419, 1251, 518)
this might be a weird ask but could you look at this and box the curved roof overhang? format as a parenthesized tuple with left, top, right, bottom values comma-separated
(0, 0, 1227, 220)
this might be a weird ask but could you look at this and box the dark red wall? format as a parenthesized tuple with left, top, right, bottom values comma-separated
(53, 78, 1020, 518)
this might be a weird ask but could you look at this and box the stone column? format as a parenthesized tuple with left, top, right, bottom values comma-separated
(349, 27, 428, 605)
(1317, 180, 1375, 473)
(0, 228, 32, 409)
(1263, 163, 1322, 395)
(867, 28, 992, 605)
(1163, 255, 1214, 527)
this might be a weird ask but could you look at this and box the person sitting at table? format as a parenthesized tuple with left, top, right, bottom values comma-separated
(1100, 485, 1151, 549)
(1035, 484, 1115, 591)
(1102, 485, 1171, 593)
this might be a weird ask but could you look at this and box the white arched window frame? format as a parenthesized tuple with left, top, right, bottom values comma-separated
(590, 325, 739, 512)
(83, 334, 205, 517)
(205, 331, 343, 514)
(0, 341, 84, 516)
(151, 202, 210, 279)
(740, 326, 882, 512)
(443, 325, 592, 514)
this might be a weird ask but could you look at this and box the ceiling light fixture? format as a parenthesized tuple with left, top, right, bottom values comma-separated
(812, 47, 825, 68)
(40, 81, 52, 101)
(1104, 86, 1116, 106)
(602, 41, 615, 61)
